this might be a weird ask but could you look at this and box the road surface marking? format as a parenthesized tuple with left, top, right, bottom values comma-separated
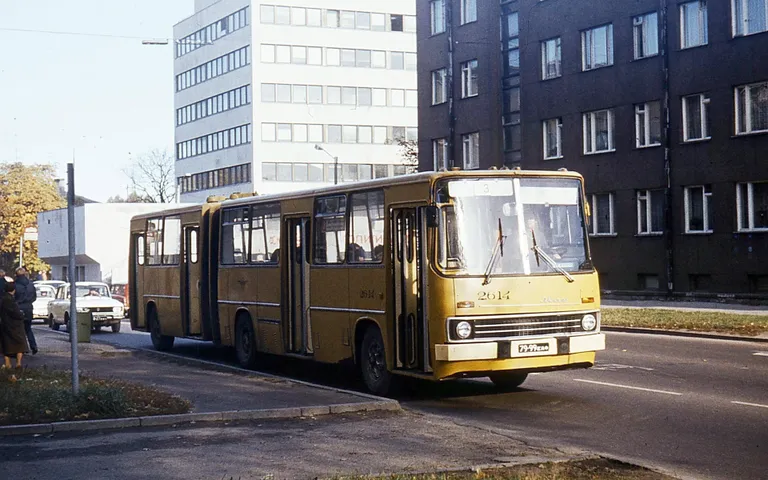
(592, 363, 654, 371)
(731, 401, 768, 409)
(753, 352, 768, 357)
(574, 379, 682, 396)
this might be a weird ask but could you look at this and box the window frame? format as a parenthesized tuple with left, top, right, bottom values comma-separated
(430, 0, 446, 35)
(460, 0, 477, 25)
(682, 93, 711, 142)
(732, 0, 768, 37)
(735, 81, 768, 135)
(736, 182, 768, 232)
(634, 101, 662, 148)
(347, 190, 385, 264)
(313, 195, 348, 264)
(542, 117, 563, 160)
(461, 132, 480, 170)
(541, 37, 562, 80)
(637, 189, 665, 235)
(432, 138, 448, 171)
(582, 109, 615, 154)
(431, 68, 447, 105)
(633, 11, 659, 59)
(684, 185, 713, 233)
(680, 1, 709, 49)
(581, 24, 614, 71)
(590, 193, 615, 236)
(460, 59, 479, 98)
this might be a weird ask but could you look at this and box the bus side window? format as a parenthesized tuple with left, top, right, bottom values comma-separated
(348, 190, 384, 264)
(314, 195, 347, 264)
(137, 235, 145, 266)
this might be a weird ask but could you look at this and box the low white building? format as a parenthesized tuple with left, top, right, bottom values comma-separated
(38, 204, 183, 285)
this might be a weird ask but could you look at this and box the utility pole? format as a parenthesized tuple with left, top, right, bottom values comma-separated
(660, 0, 674, 295)
(67, 162, 79, 394)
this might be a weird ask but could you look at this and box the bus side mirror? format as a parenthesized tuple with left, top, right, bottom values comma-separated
(424, 206, 439, 228)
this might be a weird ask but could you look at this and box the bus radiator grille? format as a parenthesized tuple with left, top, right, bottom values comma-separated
(472, 315, 583, 340)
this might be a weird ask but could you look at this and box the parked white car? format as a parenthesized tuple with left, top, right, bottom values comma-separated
(33, 284, 57, 320)
(48, 282, 124, 333)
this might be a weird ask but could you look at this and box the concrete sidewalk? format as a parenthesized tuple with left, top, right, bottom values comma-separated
(2, 329, 397, 436)
(603, 299, 768, 315)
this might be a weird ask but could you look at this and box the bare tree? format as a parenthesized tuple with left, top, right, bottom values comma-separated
(397, 139, 418, 170)
(124, 149, 175, 203)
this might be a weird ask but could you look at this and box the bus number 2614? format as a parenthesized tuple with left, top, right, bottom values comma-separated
(477, 291, 511, 301)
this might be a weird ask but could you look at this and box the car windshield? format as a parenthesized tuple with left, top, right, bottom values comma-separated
(35, 286, 55, 298)
(435, 177, 590, 279)
(76, 286, 110, 297)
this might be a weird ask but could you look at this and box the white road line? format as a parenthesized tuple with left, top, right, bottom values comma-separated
(574, 379, 682, 396)
(592, 363, 655, 371)
(753, 352, 768, 357)
(731, 401, 768, 409)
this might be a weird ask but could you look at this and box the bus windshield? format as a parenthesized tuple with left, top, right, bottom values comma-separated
(436, 177, 590, 279)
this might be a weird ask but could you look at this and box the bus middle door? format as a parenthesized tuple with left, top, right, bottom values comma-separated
(285, 217, 312, 355)
(392, 208, 429, 372)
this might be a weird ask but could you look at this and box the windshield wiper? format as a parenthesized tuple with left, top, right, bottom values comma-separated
(531, 230, 574, 283)
(482, 218, 506, 286)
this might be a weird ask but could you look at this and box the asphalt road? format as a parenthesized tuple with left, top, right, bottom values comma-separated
(35, 323, 768, 480)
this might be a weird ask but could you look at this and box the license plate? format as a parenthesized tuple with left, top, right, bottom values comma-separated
(510, 338, 557, 357)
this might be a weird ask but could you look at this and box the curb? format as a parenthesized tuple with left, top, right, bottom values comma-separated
(603, 326, 768, 343)
(0, 400, 401, 437)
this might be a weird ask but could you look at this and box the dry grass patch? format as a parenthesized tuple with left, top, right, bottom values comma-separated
(602, 308, 768, 336)
(334, 458, 674, 480)
(0, 367, 191, 426)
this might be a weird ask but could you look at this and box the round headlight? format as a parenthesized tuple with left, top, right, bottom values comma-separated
(455, 321, 472, 339)
(581, 314, 597, 331)
(113, 307, 122, 313)
(76, 307, 89, 314)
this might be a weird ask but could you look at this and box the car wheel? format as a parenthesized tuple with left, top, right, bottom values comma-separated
(149, 307, 174, 351)
(235, 316, 258, 369)
(360, 326, 392, 396)
(49, 314, 60, 331)
(111, 322, 121, 333)
(488, 372, 529, 391)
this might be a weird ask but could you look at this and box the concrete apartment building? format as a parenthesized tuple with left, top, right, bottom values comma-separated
(174, 0, 419, 202)
(417, 0, 768, 296)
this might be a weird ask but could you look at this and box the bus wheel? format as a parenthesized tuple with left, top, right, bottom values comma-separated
(361, 327, 391, 396)
(235, 317, 258, 369)
(149, 308, 174, 351)
(489, 372, 529, 391)
(49, 314, 60, 331)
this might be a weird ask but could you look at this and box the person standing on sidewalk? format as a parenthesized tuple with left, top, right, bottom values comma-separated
(0, 269, 6, 293)
(1, 277, 29, 371)
(14, 268, 37, 355)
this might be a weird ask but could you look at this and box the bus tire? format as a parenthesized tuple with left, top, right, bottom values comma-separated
(235, 316, 258, 369)
(149, 307, 174, 351)
(489, 372, 529, 391)
(360, 326, 391, 396)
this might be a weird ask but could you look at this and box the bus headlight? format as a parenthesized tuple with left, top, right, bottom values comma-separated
(455, 321, 473, 339)
(581, 314, 597, 331)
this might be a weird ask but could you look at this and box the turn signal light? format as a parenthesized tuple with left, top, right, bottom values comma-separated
(456, 301, 475, 309)
(581, 297, 595, 304)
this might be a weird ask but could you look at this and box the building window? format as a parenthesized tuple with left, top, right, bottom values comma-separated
(461, 133, 479, 170)
(460, 59, 478, 98)
(682, 94, 711, 141)
(433, 138, 448, 171)
(735, 81, 768, 135)
(590, 193, 615, 235)
(541, 37, 561, 79)
(460, 0, 477, 25)
(737, 182, 768, 231)
(542, 118, 562, 159)
(684, 185, 713, 233)
(430, 0, 446, 34)
(583, 109, 614, 154)
(633, 12, 659, 59)
(637, 189, 665, 234)
(635, 101, 662, 148)
(680, 1, 708, 48)
(431, 68, 447, 105)
(733, 0, 768, 36)
(581, 24, 613, 71)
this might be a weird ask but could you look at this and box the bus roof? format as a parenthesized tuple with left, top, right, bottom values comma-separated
(132, 169, 584, 220)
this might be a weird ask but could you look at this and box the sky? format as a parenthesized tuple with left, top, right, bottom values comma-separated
(0, 0, 194, 201)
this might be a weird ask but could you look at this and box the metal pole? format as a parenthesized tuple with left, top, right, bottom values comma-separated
(67, 162, 79, 395)
(660, 0, 674, 295)
(18, 240, 23, 270)
(334, 157, 338, 185)
(446, 0, 455, 169)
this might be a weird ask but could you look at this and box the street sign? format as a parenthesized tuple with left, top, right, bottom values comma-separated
(23, 226, 38, 242)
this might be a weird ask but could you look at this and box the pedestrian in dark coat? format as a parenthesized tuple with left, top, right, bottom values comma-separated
(14, 268, 38, 354)
(0, 269, 6, 294)
(1, 277, 29, 369)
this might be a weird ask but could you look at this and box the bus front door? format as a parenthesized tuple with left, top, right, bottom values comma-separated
(183, 226, 202, 336)
(393, 208, 429, 372)
(286, 217, 312, 355)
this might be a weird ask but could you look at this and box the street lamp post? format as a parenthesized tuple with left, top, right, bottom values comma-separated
(314, 144, 339, 185)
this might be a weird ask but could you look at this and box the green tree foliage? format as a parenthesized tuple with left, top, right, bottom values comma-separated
(0, 163, 65, 274)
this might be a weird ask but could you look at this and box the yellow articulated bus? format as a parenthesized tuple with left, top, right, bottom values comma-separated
(129, 169, 605, 395)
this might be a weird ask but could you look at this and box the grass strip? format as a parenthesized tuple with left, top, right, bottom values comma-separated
(0, 367, 191, 426)
(332, 458, 674, 480)
(602, 308, 768, 336)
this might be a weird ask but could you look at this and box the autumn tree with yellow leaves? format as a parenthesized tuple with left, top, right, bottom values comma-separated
(0, 163, 65, 274)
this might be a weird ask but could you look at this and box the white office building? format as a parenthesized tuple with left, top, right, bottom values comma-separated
(174, 0, 418, 202)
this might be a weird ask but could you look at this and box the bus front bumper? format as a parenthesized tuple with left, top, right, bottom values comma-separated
(434, 333, 605, 362)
